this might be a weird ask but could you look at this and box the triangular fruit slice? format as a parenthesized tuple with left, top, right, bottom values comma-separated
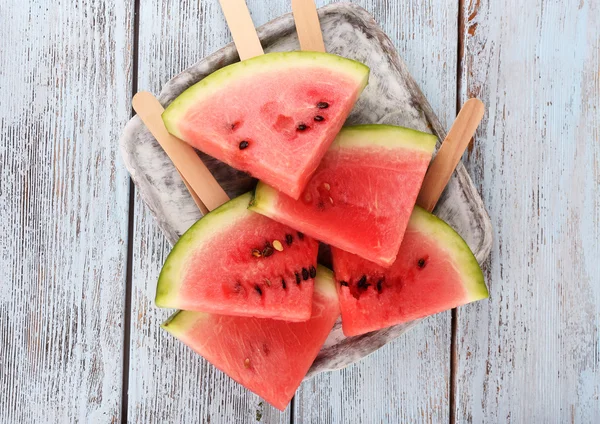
(156, 192, 319, 321)
(332, 207, 488, 337)
(162, 51, 369, 199)
(250, 125, 437, 267)
(162, 266, 340, 410)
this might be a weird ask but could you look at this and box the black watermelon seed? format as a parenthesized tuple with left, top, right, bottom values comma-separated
(309, 265, 317, 278)
(254, 285, 263, 296)
(239, 140, 249, 150)
(357, 275, 370, 290)
(285, 234, 293, 245)
(302, 268, 309, 280)
(262, 245, 274, 257)
(376, 278, 384, 293)
(281, 278, 287, 289)
(417, 258, 426, 269)
(295, 272, 301, 285)
(297, 232, 304, 240)
(317, 101, 329, 109)
(314, 115, 324, 122)
(297, 123, 307, 131)
(340, 281, 349, 287)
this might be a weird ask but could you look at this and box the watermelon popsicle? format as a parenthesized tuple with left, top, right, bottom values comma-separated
(250, 124, 437, 266)
(155, 193, 319, 321)
(329, 99, 489, 336)
(161, 266, 340, 410)
(331, 207, 488, 336)
(161, 51, 369, 199)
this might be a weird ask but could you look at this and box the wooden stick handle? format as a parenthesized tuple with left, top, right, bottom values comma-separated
(219, 0, 264, 60)
(132, 92, 230, 213)
(179, 175, 208, 215)
(417, 98, 485, 212)
(291, 0, 326, 52)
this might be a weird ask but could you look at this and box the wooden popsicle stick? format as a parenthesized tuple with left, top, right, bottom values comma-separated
(291, 0, 326, 52)
(180, 175, 209, 214)
(416, 98, 485, 212)
(219, 0, 264, 60)
(132, 92, 230, 212)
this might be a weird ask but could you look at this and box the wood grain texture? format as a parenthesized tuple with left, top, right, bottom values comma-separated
(456, 0, 600, 422)
(293, 0, 458, 422)
(125, 0, 290, 422)
(292, 0, 326, 52)
(3, 0, 596, 422)
(0, 0, 133, 422)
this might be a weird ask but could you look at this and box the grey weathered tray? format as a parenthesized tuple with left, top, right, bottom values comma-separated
(120, 3, 492, 377)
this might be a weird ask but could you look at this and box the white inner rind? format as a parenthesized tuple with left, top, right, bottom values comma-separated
(331, 124, 438, 153)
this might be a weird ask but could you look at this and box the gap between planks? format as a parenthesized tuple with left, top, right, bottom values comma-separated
(450, 0, 467, 423)
(122, 0, 141, 422)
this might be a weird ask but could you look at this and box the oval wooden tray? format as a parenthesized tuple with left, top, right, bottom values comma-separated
(120, 2, 492, 377)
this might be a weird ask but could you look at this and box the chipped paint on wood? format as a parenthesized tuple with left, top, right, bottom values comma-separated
(0, 0, 134, 422)
(3, 0, 598, 422)
(456, 0, 600, 422)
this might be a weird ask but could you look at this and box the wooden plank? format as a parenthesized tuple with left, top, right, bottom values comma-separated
(456, 0, 600, 422)
(125, 1, 290, 422)
(0, 0, 134, 422)
(293, 0, 458, 422)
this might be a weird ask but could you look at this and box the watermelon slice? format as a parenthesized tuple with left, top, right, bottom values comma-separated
(162, 51, 370, 199)
(161, 266, 339, 410)
(250, 125, 437, 267)
(156, 192, 319, 321)
(332, 207, 488, 337)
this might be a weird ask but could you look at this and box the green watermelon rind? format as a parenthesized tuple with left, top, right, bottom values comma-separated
(161, 265, 337, 338)
(155, 192, 254, 308)
(331, 124, 438, 153)
(162, 51, 370, 137)
(312, 265, 338, 301)
(409, 206, 488, 302)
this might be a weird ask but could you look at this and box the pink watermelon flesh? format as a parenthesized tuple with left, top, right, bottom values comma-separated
(156, 193, 319, 321)
(250, 125, 437, 267)
(162, 52, 369, 199)
(332, 207, 488, 337)
(161, 266, 340, 410)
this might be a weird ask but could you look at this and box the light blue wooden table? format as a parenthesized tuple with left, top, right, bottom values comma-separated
(1, 0, 598, 422)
